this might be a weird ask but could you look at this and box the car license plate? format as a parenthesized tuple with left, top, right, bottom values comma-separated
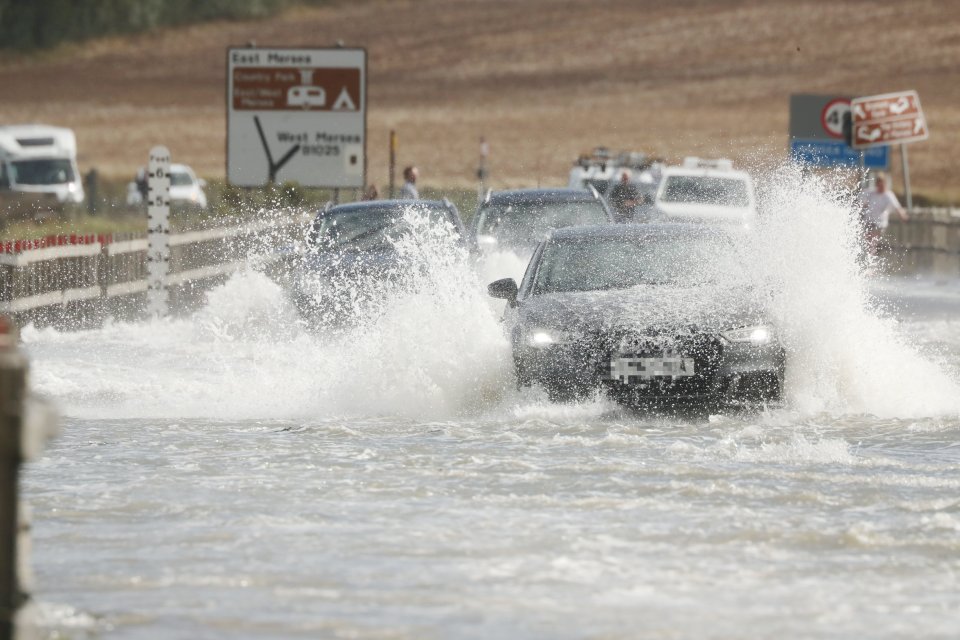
(609, 356, 695, 381)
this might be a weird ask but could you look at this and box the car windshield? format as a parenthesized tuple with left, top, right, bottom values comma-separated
(170, 172, 193, 187)
(475, 199, 608, 245)
(310, 203, 458, 251)
(9, 159, 74, 185)
(532, 233, 740, 294)
(660, 175, 749, 207)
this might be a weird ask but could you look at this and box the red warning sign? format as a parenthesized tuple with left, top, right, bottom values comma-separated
(232, 67, 361, 111)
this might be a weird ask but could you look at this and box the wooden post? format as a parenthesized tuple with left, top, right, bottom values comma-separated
(0, 316, 57, 639)
(389, 130, 397, 199)
(0, 321, 26, 640)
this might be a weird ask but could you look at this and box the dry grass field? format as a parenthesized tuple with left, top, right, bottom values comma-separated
(2, 0, 958, 200)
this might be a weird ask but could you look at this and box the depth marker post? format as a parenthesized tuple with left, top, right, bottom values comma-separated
(146, 146, 171, 318)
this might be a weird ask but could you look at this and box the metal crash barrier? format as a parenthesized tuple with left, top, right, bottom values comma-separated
(0, 317, 58, 640)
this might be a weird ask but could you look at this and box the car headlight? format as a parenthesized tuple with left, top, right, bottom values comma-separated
(721, 325, 774, 345)
(525, 327, 578, 348)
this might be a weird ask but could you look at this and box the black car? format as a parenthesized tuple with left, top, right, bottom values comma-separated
(487, 223, 785, 408)
(472, 188, 614, 254)
(291, 199, 473, 326)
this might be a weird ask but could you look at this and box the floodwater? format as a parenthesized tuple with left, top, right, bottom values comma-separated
(20, 168, 960, 638)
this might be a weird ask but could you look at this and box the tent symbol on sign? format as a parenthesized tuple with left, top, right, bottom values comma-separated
(332, 87, 357, 111)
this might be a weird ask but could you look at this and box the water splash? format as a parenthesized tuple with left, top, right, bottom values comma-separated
(23, 208, 512, 421)
(20, 171, 960, 421)
(752, 163, 960, 417)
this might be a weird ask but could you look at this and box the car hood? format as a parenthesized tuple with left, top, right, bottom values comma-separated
(655, 201, 756, 224)
(300, 246, 404, 278)
(517, 285, 766, 336)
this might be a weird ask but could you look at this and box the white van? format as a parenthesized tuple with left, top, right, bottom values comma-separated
(0, 125, 84, 204)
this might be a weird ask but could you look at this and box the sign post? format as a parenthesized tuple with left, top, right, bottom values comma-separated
(900, 144, 912, 210)
(477, 136, 489, 202)
(389, 130, 397, 199)
(227, 47, 367, 189)
(851, 90, 928, 211)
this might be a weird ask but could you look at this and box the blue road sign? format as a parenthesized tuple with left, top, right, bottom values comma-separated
(790, 139, 889, 169)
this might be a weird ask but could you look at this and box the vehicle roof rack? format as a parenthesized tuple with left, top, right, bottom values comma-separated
(682, 156, 734, 170)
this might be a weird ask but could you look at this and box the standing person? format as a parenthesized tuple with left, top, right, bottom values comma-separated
(607, 170, 641, 222)
(859, 173, 908, 256)
(400, 166, 419, 199)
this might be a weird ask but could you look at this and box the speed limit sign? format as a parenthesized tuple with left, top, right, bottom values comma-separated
(820, 99, 850, 139)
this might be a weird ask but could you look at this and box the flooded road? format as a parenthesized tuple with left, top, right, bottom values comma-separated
(20, 171, 960, 638)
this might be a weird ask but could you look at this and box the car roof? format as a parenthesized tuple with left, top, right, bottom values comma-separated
(546, 222, 739, 241)
(485, 188, 599, 205)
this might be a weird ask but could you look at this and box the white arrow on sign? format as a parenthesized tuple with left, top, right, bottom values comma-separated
(890, 96, 910, 115)
(858, 125, 883, 142)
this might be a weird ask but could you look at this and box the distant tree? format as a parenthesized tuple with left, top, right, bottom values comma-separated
(0, 0, 323, 51)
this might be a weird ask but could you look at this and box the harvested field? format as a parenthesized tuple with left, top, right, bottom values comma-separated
(2, 0, 958, 199)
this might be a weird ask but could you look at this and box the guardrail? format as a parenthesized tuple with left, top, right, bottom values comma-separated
(886, 206, 960, 276)
(0, 216, 305, 327)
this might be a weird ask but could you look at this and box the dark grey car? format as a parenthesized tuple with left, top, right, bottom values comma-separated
(472, 188, 614, 254)
(291, 199, 473, 327)
(488, 223, 785, 408)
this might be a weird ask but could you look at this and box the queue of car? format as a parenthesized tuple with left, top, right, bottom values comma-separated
(291, 157, 781, 411)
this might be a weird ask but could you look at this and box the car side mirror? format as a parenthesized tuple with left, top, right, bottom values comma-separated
(487, 278, 518, 305)
(198, 179, 207, 188)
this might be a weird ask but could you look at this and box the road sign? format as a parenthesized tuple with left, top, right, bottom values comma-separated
(790, 94, 851, 140)
(850, 90, 928, 149)
(819, 98, 849, 139)
(789, 94, 888, 169)
(227, 47, 366, 188)
(790, 139, 889, 169)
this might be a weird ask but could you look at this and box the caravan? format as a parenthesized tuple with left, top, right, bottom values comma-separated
(0, 125, 85, 205)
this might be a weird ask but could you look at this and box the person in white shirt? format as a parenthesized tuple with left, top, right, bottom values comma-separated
(400, 166, 419, 199)
(859, 173, 908, 255)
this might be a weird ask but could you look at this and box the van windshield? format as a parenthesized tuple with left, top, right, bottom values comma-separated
(10, 159, 74, 185)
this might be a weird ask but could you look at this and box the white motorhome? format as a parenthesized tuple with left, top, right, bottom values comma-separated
(0, 125, 84, 204)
